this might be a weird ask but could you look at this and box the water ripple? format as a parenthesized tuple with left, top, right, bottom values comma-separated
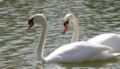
(0, 0, 120, 69)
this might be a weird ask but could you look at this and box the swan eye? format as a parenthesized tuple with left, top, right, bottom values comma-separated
(27, 18, 34, 31)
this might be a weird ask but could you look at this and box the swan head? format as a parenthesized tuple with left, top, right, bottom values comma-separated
(27, 14, 47, 31)
(64, 13, 75, 20)
(63, 13, 76, 34)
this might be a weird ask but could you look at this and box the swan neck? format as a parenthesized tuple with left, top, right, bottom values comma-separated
(37, 22, 48, 61)
(71, 19, 79, 42)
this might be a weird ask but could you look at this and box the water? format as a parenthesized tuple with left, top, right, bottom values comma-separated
(0, 0, 120, 69)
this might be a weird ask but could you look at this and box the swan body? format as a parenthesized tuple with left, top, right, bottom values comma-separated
(27, 14, 120, 63)
(87, 33, 120, 53)
(63, 13, 120, 53)
(45, 41, 115, 63)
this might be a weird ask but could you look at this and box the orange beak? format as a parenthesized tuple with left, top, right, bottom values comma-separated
(63, 23, 68, 34)
(63, 20, 69, 34)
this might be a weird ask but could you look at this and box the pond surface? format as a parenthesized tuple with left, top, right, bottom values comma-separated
(0, 0, 120, 69)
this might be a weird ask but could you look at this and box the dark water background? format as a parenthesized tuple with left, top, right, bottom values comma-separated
(0, 0, 120, 69)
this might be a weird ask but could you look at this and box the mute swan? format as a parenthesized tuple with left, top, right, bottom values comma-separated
(63, 13, 120, 53)
(27, 14, 119, 63)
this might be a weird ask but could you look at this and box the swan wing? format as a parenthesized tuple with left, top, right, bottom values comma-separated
(45, 41, 112, 63)
(87, 33, 120, 52)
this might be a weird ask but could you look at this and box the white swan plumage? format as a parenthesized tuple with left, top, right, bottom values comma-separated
(88, 33, 120, 53)
(63, 13, 120, 53)
(27, 14, 119, 63)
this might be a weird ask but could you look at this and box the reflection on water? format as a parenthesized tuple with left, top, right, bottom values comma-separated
(0, 0, 120, 69)
(34, 58, 120, 69)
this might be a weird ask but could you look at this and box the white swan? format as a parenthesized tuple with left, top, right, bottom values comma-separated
(27, 14, 119, 63)
(63, 13, 120, 53)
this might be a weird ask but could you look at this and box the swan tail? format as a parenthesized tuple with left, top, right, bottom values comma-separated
(90, 51, 120, 60)
(101, 51, 120, 57)
(112, 53, 120, 57)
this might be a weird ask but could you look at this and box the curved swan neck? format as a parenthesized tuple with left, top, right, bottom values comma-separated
(71, 16, 80, 42)
(37, 21, 48, 61)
